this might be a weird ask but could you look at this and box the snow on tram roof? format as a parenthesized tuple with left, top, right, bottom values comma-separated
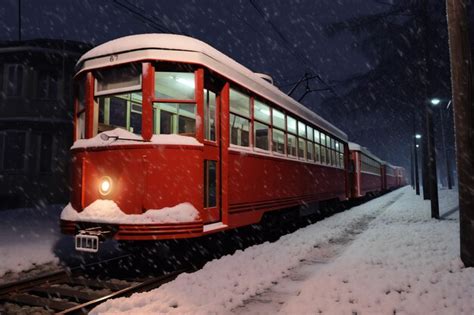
(348, 142, 384, 164)
(77, 34, 347, 141)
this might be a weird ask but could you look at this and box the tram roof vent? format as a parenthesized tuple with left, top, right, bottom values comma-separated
(255, 73, 274, 85)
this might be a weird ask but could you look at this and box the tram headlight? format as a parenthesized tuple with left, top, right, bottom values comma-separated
(99, 176, 112, 196)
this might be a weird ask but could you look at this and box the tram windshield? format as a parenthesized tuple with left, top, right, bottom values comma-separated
(95, 64, 142, 135)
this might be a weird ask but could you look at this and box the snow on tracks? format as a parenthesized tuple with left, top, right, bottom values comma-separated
(91, 189, 403, 314)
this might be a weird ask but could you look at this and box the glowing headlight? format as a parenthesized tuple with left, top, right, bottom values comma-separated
(99, 177, 112, 195)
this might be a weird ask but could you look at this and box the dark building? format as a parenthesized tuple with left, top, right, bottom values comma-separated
(0, 39, 91, 209)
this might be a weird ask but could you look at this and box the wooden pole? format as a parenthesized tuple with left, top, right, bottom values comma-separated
(446, 0, 474, 266)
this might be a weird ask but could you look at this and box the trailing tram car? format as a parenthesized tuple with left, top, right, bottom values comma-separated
(382, 162, 399, 191)
(348, 142, 383, 198)
(60, 34, 351, 252)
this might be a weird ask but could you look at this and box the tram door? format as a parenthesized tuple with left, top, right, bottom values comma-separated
(202, 75, 223, 224)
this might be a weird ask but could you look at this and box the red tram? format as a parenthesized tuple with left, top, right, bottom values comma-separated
(60, 34, 405, 252)
(348, 142, 383, 198)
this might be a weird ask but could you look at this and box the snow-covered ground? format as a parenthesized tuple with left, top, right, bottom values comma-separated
(0, 205, 62, 278)
(91, 187, 473, 315)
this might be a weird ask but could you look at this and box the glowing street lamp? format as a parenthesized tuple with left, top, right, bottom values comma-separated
(415, 134, 422, 139)
(431, 98, 441, 105)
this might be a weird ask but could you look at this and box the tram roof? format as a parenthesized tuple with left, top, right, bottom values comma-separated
(348, 142, 384, 164)
(77, 34, 348, 141)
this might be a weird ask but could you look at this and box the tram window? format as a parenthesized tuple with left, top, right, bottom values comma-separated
(254, 100, 270, 124)
(320, 146, 327, 164)
(230, 114, 250, 147)
(307, 140, 313, 161)
(230, 88, 250, 118)
(155, 71, 195, 100)
(298, 122, 306, 138)
(287, 116, 297, 134)
(339, 153, 344, 168)
(153, 103, 196, 136)
(320, 133, 326, 147)
(298, 138, 306, 159)
(287, 134, 297, 157)
(96, 64, 141, 94)
(272, 109, 285, 129)
(254, 122, 269, 151)
(272, 128, 285, 154)
(314, 143, 320, 163)
(307, 126, 314, 141)
(204, 89, 216, 141)
(76, 80, 86, 139)
(204, 160, 217, 208)
(98, 92, 142, 134)
(314, 130, 320, 143)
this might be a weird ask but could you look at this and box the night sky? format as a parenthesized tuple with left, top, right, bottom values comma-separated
(0, 0, 456, 174)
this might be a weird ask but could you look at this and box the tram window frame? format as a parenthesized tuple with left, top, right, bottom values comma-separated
(272, 127, 285, 155)
(254, 121, 270, 151)
(229, 87, 251, 147)
(152, 64, 198, 138)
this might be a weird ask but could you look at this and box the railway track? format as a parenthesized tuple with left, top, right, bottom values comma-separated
(0, 255, 191, 314)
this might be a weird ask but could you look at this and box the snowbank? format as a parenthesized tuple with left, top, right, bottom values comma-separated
(60, 200, 200, 224)
(91, 187, 473, 315)
(71, 128, 202, 149)
(0, 206, 62, 277)
(91, 189, 407, 314)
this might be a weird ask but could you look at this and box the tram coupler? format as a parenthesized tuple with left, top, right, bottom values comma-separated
(75, 227, 111, 253)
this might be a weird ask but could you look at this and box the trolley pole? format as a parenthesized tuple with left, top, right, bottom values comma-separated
(446, 0, 474, 267)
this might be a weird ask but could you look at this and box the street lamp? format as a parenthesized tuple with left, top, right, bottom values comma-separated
(415, 134, 422, 139)
(431, 98, 441, 105)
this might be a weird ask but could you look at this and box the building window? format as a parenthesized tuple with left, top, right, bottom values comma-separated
(5, 64, 24, 97)
(37, 70, 58, 99)
(39, 134, 53, 173)
(0, 131, 26, 172)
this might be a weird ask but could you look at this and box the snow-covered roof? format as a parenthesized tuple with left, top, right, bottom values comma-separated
(77, 34, 347, 141)
(348, 142, 383, 164)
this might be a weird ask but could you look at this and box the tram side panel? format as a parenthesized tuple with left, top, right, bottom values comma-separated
(226, 150, 347, 228)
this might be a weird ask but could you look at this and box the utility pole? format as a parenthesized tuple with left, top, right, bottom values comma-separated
(410, 145, 415, 189)
(418, 0, 439, 217)
(18, 0, 21, 41)
(446, 0, 474, 267)
(413, 113, 420, 195)
(440, 102, 453, 189)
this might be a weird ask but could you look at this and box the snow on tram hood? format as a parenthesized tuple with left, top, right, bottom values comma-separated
(71, 128, 203, 149)
(60, 200, 200, 224)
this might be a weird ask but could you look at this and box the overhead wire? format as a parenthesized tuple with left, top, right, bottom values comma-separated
(248, 0, 343, 100)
